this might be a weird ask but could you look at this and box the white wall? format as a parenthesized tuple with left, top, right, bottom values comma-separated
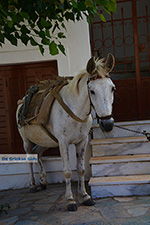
(0, 19, 91, 76)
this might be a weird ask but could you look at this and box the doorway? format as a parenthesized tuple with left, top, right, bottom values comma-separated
(0, 60, 59, 155)
(90, 0, 150, 121)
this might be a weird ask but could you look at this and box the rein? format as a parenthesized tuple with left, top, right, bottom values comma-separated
(114, 124, 150, 141)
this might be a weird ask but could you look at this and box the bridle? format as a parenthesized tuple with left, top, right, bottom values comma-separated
(87, 75, 113, 121)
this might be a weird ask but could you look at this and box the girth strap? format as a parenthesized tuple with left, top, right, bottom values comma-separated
(52, 89, 88, 123)
(40, 124, 58, 143)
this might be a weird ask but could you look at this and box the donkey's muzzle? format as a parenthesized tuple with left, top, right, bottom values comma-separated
(99, 116, 114, 132)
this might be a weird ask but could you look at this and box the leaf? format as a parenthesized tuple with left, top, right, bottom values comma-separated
(21, 25, 30, 34)
(99, 13, 106, 22)
(6, 34, 17, 46)
(15, 31, 20, 38)
(58, 44, 66, 55)
(41, 37, 50, 45)
(40, 18, 52, 29)
(0, 33, 4, 43)
(99, 0, 117, 13)
(20, 34, 29, 45)
(45, 29, 50, 38)
(7, 20, 13, 28)
(39, 45, 44, 55)
(39, 31, 45, 38)
(20, 11, 29, 20)
(85, 0, 93, 7)
(77, 1, 86, 11)
(61, 22, 66, 31)
(65, 12, 75, 21)
(58, 32, 66, 38)
(52, 22, 60, 33)
(49, 41, 59, 55)
(33, 28, 39, 35)
(30, 37, 38, 46)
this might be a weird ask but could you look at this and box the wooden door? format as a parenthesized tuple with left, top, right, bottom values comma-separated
(0, 60, 59, 155)
(90, 0, 150, 122)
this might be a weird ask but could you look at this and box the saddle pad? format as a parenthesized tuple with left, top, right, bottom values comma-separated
(18, 77, 69, 127)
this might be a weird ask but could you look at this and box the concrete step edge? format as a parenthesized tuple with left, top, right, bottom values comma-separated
(89, 175, 150, 186)
(90, 136, 148, 145)
(90, 154, 150, 164)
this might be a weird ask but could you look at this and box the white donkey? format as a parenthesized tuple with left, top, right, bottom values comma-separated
(16, 54, 116, 211)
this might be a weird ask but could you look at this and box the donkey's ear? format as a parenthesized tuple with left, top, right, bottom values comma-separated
(104, 53, 115, 73)
(86, 57, 96, 74)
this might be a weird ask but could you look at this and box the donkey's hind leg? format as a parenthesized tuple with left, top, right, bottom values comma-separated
(22, 138, 37, 192)
(32, 145, 48, 190)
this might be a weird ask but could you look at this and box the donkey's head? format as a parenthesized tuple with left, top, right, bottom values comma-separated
(86, 54, 115, 132)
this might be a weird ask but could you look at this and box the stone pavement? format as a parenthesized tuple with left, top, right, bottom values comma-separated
(1, 183, 150, 225)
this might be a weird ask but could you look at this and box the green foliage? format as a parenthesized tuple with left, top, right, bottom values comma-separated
(0, 0, 117, 55)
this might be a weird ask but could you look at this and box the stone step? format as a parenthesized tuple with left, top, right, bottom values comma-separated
(90, 154, 150, 177)
(89, 175, 150, 198)
(90, 154, 150, 164)
(92, 120, 150, 139)
(91, 136, 147, 145)
(91, 136, 150, 157)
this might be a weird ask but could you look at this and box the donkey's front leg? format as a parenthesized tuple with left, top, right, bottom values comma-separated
(59, 141, 77, 211)
(76, 138, 95, 206)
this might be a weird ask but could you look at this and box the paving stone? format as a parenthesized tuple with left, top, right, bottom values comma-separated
(36, 214, 61, 225)
(20, 196, 43, 202)
(33, 204, 50, 212)
(123, 203, 150, 211)
(69, 221, 110, 225)
(19, 201, 34, 208)
(8, 207, 32, 216)
(15, 220, 41, 225)
(96, 198, 118, 208)
(127, 206, 149, 217)
(35, 194, 59, 204)
(0, 216, 18, 225)
(114, 197, 136, 202)
(110, 215, 150, 225)
(96, 205, 131, 219)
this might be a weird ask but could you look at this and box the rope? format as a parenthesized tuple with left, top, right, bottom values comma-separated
(114, 124, 150, 141)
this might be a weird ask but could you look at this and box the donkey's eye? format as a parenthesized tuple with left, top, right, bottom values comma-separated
(90, 90, 95, 95)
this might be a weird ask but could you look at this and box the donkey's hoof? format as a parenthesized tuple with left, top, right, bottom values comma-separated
(40, 183, 47, 190)
(83, 198, 95, 206)
(29, 186, 39, 193)
(67, 203, 78, 211)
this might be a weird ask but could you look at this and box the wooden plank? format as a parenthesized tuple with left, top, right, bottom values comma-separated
(90, 136, 147, 145)
(89, 175, 150, 186)
(90, 154, 150, 164)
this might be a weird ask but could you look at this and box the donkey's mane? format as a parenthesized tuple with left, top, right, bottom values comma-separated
(67, 58, 110, 95)
(68, 71, 88, 94)
(92, 58, 110, 79)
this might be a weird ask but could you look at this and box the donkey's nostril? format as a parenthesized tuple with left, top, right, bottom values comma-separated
(100, 117, 114, 132)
